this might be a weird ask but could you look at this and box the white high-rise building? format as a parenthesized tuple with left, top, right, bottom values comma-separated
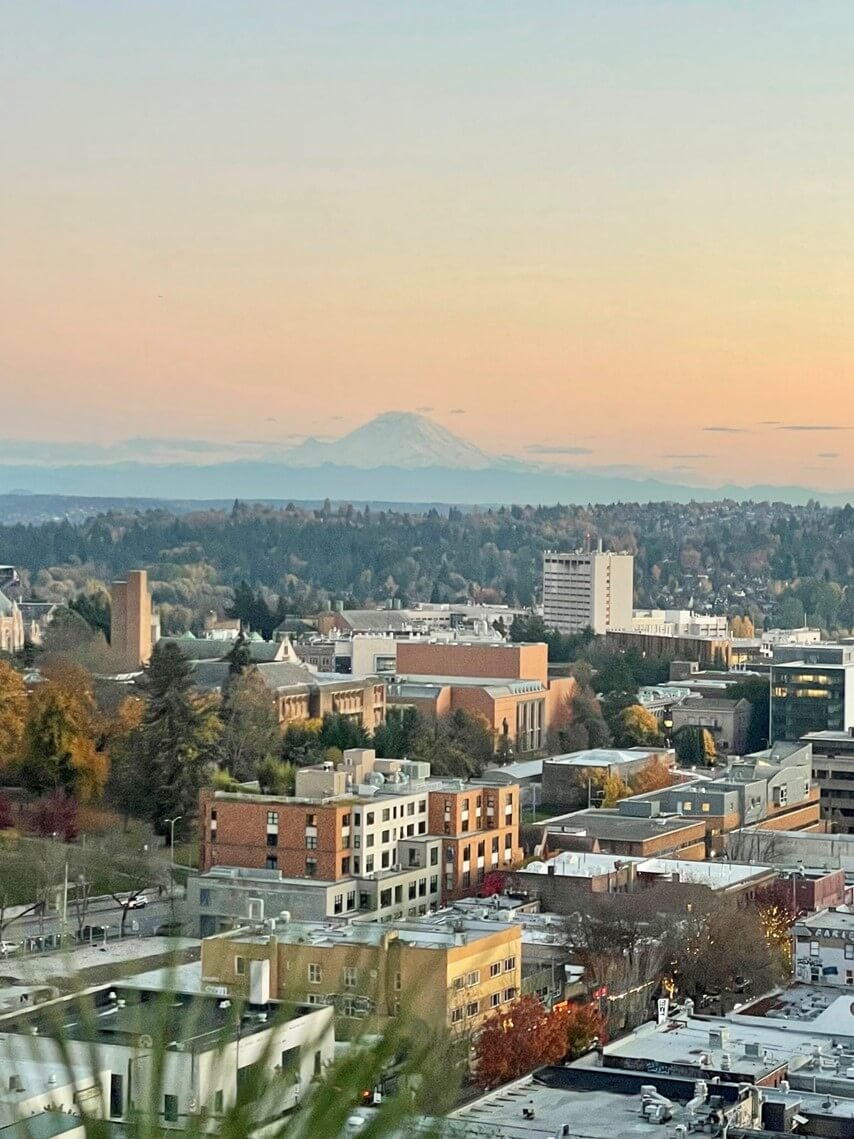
(542, 547, 634, 635)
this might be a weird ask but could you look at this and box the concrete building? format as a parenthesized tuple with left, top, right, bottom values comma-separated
(772, 643, 854, 741)
(201, 913, 522, 1041)
(628, 609, 730, 639)
(606, 627, 733, 667)
(110, 569, 154, 670)
(541, 747, 675, 813)
(546, 799, 709, 860)
(802, 728, 854, 832)
(388, 640, 575, 754)
(793, 908, 854, 987)
(671, 695, 752, 755)
(0, 975, 334, 1132)
(542, 547, 634, 635)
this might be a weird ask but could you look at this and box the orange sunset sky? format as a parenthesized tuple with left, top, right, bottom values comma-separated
(2, 2, 853, 491)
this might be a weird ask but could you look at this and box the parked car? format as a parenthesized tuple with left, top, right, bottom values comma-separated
(126, 895, 149, 910)
(0, 941, 20, 957)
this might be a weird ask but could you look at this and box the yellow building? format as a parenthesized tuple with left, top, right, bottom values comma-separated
(201, 914, 522, 1040)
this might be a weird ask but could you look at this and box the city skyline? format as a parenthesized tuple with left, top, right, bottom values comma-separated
(3, 3, 854, 491)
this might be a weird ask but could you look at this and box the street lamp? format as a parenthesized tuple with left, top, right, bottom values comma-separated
(164, 816, 183, 863)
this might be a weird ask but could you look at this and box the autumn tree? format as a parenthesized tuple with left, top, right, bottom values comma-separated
(218, 667, 281, 781)
(611, 705, 664, 748)
(18, 680, 107, 802)
(31, 790, 79, 841)
(474, 996, 568, 1088)
(256, 756, 296, 795)
(0, 660, 27, 770)
(674, 724, 717, 765)
(730, 615, 755, 638)
(565, 1002, 607, 1059)
(134, 642, 220, 840)
(630, 756, 674, 795)
(104, 696, 148, 827)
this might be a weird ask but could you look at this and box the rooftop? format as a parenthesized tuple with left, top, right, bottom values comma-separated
(547, 808, 702, 843)
(518, 850, 769, 888)
(795, 906, 854, 933)
(544, 748, 670, 769)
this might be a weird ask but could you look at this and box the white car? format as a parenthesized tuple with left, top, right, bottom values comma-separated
(126, 895, 149, 910)
(0, 942, 20, 957)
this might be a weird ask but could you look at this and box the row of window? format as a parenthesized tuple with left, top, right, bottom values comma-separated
(452, 959, 515, 991)
(450, 988, 516, 1022)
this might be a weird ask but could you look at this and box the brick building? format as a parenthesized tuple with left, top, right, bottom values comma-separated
(428, 781, 523, 899)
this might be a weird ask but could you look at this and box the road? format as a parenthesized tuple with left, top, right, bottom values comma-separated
(0, 892, 186, 959)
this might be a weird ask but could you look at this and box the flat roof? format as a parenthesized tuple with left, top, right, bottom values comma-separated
(548, 809, 702, 842)
(796, 907, 854, 933)
(544, 748, 669, 768)
(517, 851, 768, 888)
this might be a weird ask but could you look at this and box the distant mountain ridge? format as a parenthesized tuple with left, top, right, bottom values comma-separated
(282, 411, 495, 470)
(0, 411, 851, 507)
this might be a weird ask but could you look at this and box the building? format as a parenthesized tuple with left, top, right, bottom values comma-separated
(198, 748, 523, 906)
(190, 658, 387, 732)
(671, 696, 752, 755)
(389, 641, 575, 754)
(0, 974, 334, 1132)
(606, 627, 733, 667)
(110, 569, 155, 670)
(801, 728, 854, 832)
(0, 588, 24, 655)
(629, 609, 730, 639)
(17, 599, 60, 645)
(201, 913, 522, 1041)
(793, 908, 854, 987)
(542, 547, 634, 635)
(771, 643, 854, 741)
(540, 747, 675, 812)
(546, 799, 709, 860)
(314, 601, 527, 639)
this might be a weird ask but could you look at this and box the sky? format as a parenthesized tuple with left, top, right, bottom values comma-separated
(2, 1, 854, 490)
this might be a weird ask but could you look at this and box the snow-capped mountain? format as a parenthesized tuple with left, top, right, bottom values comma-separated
(282, 411, 495, 470)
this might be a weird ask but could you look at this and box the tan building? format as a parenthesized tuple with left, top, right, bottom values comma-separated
(110, 569, 154, 670)
(201, 914, 522, 1040)
(389, 641, 575, 754)
(429, 781, 523, 900)
(0, 590, 24, 656)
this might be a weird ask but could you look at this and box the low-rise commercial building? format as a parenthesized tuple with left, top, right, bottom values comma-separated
(670, 695, 752, 755)
(541, 747, 675, 813)
(793, 908, 854, 987)
(201, 914, 522, 1041)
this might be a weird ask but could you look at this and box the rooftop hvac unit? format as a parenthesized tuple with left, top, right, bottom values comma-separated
(744, 1042, 762, 1059)
(720, 1053, 732, 1072)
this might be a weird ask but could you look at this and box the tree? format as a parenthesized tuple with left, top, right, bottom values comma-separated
(0, 794, 14, 830)
(727, 676, 770, 753)
(219, 668, 281, 781)
(104, 697, 148, 827)
(134, 642, 220, 840)
(674, 724, 717, 765)
(225, 632, 252, 678)
(257, 756, 296, 795)
(281, 719, 325, 766)
(630, 756, 673, 795)
(373, 707, 426, 759)
(18, 681, 107, 801)
(69, 590, 111, 641)
(91, 837, 167, 936)
(611, 705, 664, 748)
(730, 614, 755, 638)
(565, 1002, 607, 1059)
(0, 660, 26, 770)
(474, 996, 568, 1088)
(31, 790, 79, 841)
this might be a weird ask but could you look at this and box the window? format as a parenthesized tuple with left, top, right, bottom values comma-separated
(342, 813, 351, 827)
(504, 957, 516, 972)
(267, 832, 279, 847)
(701, 802, 711, 813)
(267, 811, 278, 826)
(846, 944, 854, 961)
(462, 871, 471, 888)
(847, 971, 854, 987)
(407, 802, 415, 816)
(492, 836, 499, 852)
(419, 878, 427, 897)
(200, 888, 211, 908)
(490, 962, 501, 978)
(408, 881, 417, 900)
(382, 808, 390, 822)
(503, 987, 517, 1001)
(418, 799, 426, 813)
(489, 992, 501, 1008)
(504, 834, 512, 849)
(366, 811, 375, 825)
(347, 890, 356, 910)
(235, 956, 245, 975)
(334, 894, 343, 914)
(430, 875, 438, 893)
(381, 851, 390, 869)
(308, 963, 322, 984)
(477, 841, 485, 858)
(306, 835, 317, 849)
(466, 1001, 479, 1018)
(305, 858, 317, 876)
(341, 857, 350, 875)
(365, 855, 374, 873)
(367, 834, 375, 847)
(380, 888, 392, 908)
(418, 821, 427, 835)
(451, 1007, 464, 1024)
(343, 966, 357, 988)
(306, 813, 317, 826)
(452, 976, 465, 991)
(342, 996, 361, 1017)
(266, 855, 278, 870)
(394, 885, 403, 903)
(395, 972, 402, 991)
(466, 970, 480, 987)
(382, 829, 390, 843)
(164, 1095, 178, 1124)
(430, 847, 439, 866)
(214, 1090, 223, 1115)
(314, 1051, 322, 1079)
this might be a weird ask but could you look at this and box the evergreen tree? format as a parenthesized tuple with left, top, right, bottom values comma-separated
(135, 642, 220, 840)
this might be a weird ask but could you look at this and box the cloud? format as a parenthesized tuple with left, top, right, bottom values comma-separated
(669, 465, 696, 472)
(818, 451, 840, 459)
(757, 420, 782, 426)
(662, 453, 715, 460)
(777, 424, 850, 432)
(703, 426, 748, 434)
(448, 408, 466, 415)
(415, 406, 433, 413)
(524, 444, 593, 456)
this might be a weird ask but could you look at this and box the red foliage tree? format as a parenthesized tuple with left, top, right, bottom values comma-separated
(0, 794, 14, 831)
(31, 791, 79, 842)
(474, 995, 568, 1089)
(478, 871, 505, 898)
(565, 1001, 607, 1058)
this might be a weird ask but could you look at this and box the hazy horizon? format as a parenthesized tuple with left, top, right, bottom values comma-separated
(3, 3, 854, 490)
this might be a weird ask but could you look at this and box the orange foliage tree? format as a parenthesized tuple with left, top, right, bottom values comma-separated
(630, 756, 674, 795)
(474, 995, 568, 1089)
(0, 661, 27, 771)
(565, 1001, 607, 1058)
(17, 681, 108, 803)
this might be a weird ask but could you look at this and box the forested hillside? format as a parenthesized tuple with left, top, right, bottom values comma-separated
(3, 498, 854, 634)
